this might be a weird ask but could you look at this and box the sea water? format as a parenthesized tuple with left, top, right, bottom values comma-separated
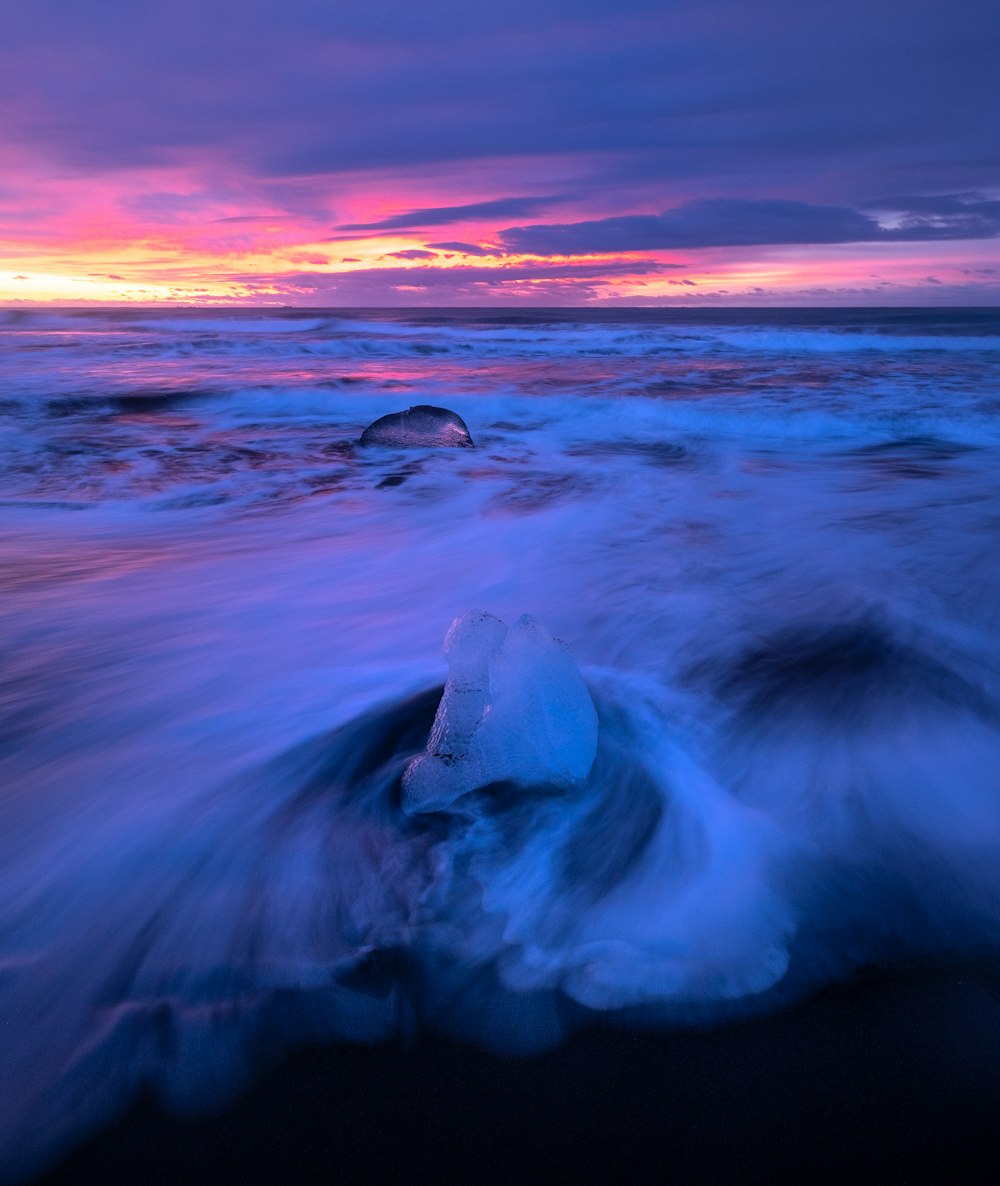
(1, 306, 999, 1178)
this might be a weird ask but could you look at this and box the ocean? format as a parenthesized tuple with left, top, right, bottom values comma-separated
(2, 306, 1000, 1182)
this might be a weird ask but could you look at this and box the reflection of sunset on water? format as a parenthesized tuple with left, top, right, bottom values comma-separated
(3, 307, 1000, 1184)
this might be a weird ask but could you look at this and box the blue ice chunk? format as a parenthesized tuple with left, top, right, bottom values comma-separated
(402, 611, 598, 814)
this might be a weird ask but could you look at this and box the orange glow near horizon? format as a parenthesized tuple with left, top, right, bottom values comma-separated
(3, 245, 997, 306)
(2, 161, 999, 305)
(5, 242, 997, 306)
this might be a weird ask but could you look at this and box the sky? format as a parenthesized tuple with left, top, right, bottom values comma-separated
(1, 0, 998, 306)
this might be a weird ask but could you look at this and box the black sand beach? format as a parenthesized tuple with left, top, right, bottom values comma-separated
(4, 309, 1000, 1185)
(39, 961, 1000, 1185)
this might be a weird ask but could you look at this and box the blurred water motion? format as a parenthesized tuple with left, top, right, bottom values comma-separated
(1, 306, 1000, 1179)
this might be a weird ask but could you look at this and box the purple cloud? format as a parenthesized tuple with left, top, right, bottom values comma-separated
(426, 241, 501, 257)
(386, 248, 438, 260)
(0, 0, 997, 305)
(1, 1, 996, 203)
(499, 196, 1000, 255)
(339, 196, 570, 233)
(862, 193, 1000, 239)
(224, 257, 674, 305)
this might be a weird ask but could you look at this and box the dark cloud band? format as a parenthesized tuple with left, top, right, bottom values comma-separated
(339, 196, 570, 233)
(498, 196, 1000, 255)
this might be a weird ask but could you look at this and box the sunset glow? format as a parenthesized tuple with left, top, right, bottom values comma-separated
(3, 6, 1000, 1182)
(2, 2, 998, 305)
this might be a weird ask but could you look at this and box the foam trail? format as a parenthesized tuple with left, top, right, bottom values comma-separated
(2, 307, 1000, 1180)
(3, 610, 1000, 1180)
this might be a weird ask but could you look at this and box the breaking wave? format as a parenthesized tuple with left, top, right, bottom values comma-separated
(1, 306, 1000, 1180)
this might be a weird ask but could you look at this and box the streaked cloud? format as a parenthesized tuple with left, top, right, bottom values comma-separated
(426, 241, 502, 257)
(385, 248, 439, 260)
(338, 196, 570, 233)
(499, 196, 1000, 256)
(0, 1, 997, 304)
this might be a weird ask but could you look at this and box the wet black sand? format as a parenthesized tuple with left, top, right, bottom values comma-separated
(36, 961, 1000, 1186)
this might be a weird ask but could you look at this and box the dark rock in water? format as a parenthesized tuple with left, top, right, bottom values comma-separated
(359, 405, 474, 448)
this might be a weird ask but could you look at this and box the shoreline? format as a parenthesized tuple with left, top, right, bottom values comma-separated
(36, 960, 1000, 1185)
